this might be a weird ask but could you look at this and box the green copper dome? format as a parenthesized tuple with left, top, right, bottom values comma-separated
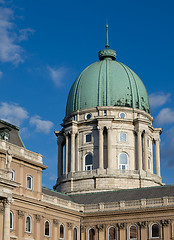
(66, 48, 150, 116)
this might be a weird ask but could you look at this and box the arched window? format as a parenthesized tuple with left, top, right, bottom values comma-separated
(45, 220, 50, 236)
(119, 153, 128, 171)
(151, 223, 160, 238)
(129, 225, 138, 240)
(27, 175, 33, 190)
(60, 224, 65, 239)
(73, 227, 78, 240)
(10, 211, 14, 230)
(85, 153, 93, 170)
(88, 228, 95, 240)
(26, 215, 32, 233)
(108, 226, 116, 240)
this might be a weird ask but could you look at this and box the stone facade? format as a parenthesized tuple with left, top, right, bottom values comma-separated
(54, 106, 163, 194)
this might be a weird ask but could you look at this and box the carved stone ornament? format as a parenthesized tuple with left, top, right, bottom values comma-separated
(67, 222, 73, 229)
(138, 221, 147, 228)
(161, 219, 170, 227)
(6, 147, 13, 169)
(80, 225, 85, 232)
(96, 224, 104, 231)
(53, 219, 58, 226)
(0, 207, 3, 213)
(18, 210, 24, 218)
(117, 223, 125, 229)
(35, 214, 41, 222)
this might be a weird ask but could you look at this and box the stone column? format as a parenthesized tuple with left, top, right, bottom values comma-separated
(137, 130, 142, 171)
(65, 134, 69, 175)
(97, 224, 105, 239)
(75, 133, 79, 171)
(161, 219, 170, 240)
(117, 223, 125, 240)
(107, 127, 112, 169)
(67, 222, 73, 240)
(71, 133, 76, 172)
(155, 138, 161, 176)
(98, 127, 104, 169)
(53, 219, 58, 239)
(35, 214, 41, 240)
(138, 221, 147, 240)
(18, 210, 24, 239)
(3, 198, 11, 240)
(80, 225, 86, 240)
(57, 135, 64, 177)
(144, 132, 148, 171)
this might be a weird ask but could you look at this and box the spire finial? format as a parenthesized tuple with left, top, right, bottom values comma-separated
(105, 24, 109, 49)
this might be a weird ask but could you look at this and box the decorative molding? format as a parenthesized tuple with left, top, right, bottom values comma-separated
(161, 219, 170, 227)
(96, 224, 105, 231)
(67, 222, 73, 230)
(117, 223, 125, 230)
(18, 210, 24, 218)
(35, 214, 41, 222)
(138, 221, 147, 228)
(53, 219, 58, 226)
(0, 207, 3, 213)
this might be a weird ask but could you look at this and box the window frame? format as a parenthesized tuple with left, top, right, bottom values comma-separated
(118, 152, 129, 171)
(128, 224, 138, 240)
(11, 170, 15, 181)
(85, 133, 92, 143)
(27, 175, 33, 190)
(119, 132, 127, 142)
(85, 153, 93, 171)
(108, 226, 117, 240)
(151, 223, 160, 239)
(119, 112, 126, 119)
(25, 215, 32, 233)
(73, 227, 78, 240)
(44, 220, 50, 237)
(10, 211, 14, 230)
(60, 223, 65, 240)
(88, 227, 96, 240)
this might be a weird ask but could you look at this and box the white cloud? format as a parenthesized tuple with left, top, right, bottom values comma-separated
(47, 66, 68, 86)
(0, 71, 2, 78)
(149, 92, 171, 108)
(30, 115, 53, 134)
(0, 7, 34, 65)
(156, 108, 174, 125)
(0, 7, 24, 65)
(18, 28, 35, 41)
(0, 102, 29, 126)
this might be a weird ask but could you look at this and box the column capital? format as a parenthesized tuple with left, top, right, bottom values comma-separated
(3, 198, 12, 206)
(97, 126, 104, 131)
(106, 126, 112, 131)
(160, 219, 170, 227)
(18, 210, 24, 218)
(53, 219, 58, 226)
(67, 222, 73, 230)
(138, 221, 147, 228)
(117, 222, 125, 230)
(35, 214, 41, 222)
(96, 224, 105, 231)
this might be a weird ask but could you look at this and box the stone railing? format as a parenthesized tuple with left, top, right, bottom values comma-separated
(0, 140, 43, 164)
(59, 169, 160, 181)
(42, 192, 174, 214)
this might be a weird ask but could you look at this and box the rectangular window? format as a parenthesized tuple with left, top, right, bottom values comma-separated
(104, 110, 107, 116)
(86, 133, 92, 143)
(120, 132, 127, 142)
(27, 176, 33, 190)
(11, 170, 15, 181)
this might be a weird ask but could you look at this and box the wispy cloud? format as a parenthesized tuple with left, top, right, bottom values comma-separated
(47, 66, 68, 86)
(161, 127, 174, 167)
(18, 28, 35, 41)
(30, 115, 54, 134)
(156, 108, 174, 125)
(149, 92, 171, 108)
(0, 7, 34, 65)
(0, 102, 29, 126)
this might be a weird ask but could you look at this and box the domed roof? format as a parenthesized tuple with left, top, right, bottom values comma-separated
(66, 27, 150, 116)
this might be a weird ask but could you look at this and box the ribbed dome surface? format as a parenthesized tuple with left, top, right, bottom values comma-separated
(66, 57, 150, 115)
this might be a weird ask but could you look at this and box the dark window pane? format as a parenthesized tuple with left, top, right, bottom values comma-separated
(152, 224, 160, 237)
(109, 227, 116, 239)
(45, 221, 49, 236)
(73, 228, 77, 240)
(85, 154, 93, 165)
(86, 134, 92, 142)
(89, 228, 95, 240)
(130, 225, 137, 239)
(60, 225, 64, 238)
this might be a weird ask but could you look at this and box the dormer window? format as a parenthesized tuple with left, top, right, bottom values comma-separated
(0, 127, 10, 142)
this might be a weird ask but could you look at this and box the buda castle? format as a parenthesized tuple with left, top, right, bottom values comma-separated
(0, 26, 174, 240)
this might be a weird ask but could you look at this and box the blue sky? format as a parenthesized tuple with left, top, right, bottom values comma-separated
(0, 0, 174, 189)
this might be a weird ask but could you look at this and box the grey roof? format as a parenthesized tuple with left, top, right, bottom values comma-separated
(43, 185, 174, 205)
(0, 120, 25, 148)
